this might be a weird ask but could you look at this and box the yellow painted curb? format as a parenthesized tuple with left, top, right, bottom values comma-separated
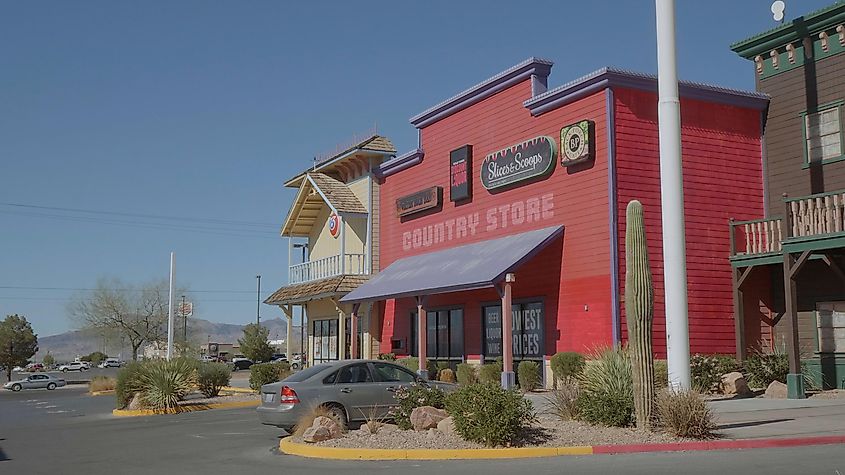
(90, 389, 116, 396)
(113, 399, 259, 417)
(278, 437, 593, 460)
(221, 386, 256, 394)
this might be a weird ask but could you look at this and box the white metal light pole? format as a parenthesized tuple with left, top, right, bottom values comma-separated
(166, 252, 176, 360)
(655, 0, 691, 390)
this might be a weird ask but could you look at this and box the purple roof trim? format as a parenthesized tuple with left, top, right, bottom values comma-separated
(523, 67, 770, 116)
(376, 149, 424, 178)
(409, 57, 554, 129)
(339, 225, 564, 303)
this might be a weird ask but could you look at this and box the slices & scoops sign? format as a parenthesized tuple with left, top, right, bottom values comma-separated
(481, 136, 556, 190)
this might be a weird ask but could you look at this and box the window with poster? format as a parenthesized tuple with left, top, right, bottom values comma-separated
(482, 300, 544, 361)
(410, 308, 464, 367)
(311, 319, 339, 364)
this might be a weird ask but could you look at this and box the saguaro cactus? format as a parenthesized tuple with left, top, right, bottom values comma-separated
(625, 200, 655, 429)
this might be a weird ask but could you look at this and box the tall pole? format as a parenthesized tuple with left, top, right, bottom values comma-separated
(655, 0, 690, 390)
(181, 295, 187, 344)
(166, 252, 175, 360)
(256, 275, 261, 327)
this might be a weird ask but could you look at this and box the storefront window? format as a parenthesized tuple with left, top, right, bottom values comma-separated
(410, 308, 464, 360)
(482, 301, 544, 360)
(312, 319, 339, 364)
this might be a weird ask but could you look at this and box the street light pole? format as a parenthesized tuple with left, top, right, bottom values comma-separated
(256, 275, 262, 327)
(181, 295, 187, 344)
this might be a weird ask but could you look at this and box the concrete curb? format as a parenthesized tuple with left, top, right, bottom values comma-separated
(278, 435, 845, 460)
(113, 399, 258, 417)
(90, 389, 116, 396)
(221, 386, 256, 394)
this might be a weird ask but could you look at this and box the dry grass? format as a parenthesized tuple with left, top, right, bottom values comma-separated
(654, 389, 717, 439)
(89, 376, 117, 393)
(358, 405, 390, 434)
(292, 405, 335, 437)
(545, 382, 580, 421)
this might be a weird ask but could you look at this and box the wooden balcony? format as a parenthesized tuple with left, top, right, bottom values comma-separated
(288, 253, 367, 285)
(731, 190, 845, 264)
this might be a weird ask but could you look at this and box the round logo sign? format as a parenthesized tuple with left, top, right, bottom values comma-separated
(560, 120, 595, 165)
(328, 213, 340, 238)
(563, 126, 586, 161)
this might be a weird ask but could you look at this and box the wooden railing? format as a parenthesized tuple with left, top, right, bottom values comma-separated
(730, 190, 845, 258)
(288, 253, 366, 285)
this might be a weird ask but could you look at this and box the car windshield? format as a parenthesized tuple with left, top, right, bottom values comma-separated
(282, 364, 331, 383)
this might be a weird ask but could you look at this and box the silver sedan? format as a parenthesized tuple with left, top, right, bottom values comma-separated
(257, 359, 456, 432)
(3, 373, 67, 391)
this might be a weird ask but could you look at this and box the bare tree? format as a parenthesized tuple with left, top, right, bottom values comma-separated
(68, 278, 185, 361)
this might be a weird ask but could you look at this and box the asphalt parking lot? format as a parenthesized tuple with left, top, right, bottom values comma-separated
(2, 386, 844, 474)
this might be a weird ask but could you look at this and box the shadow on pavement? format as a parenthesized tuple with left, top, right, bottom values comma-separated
(717, 418, 793, 430)
(0, 438, 9, 461)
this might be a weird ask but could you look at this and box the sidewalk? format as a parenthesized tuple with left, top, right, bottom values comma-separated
(525, 392, 845, 440)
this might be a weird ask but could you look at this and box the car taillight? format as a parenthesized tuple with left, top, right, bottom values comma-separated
(279, 386, 299, 404)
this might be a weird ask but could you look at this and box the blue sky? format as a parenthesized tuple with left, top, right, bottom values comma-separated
(0, 0, 834, 336)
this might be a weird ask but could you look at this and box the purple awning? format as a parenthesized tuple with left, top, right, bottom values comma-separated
(340, 225, 563, 303)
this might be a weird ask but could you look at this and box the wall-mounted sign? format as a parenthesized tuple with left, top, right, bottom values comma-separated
(481, 136, 556, 190)
(560, 120, 595, 166)
(483, 301, 544, 359)
(328, 213, 340, 238)
(396, 186, 442, 217)
(450, 145, 472, 202)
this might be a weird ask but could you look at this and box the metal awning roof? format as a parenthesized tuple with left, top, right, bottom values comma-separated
(340, 225, 563, 303)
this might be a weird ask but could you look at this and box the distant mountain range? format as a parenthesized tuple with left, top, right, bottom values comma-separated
(36, 317, 299, 361)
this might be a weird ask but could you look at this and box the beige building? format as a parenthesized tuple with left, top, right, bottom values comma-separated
(264, 135, 394, 365)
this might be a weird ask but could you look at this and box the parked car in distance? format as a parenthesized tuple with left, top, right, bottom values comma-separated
(270, 353, 287, 362)
(12, 366, 26, 373)
(256, 360, 457, 432)
(24, 363, 45, 372)
(58, 362, 88, 372)
(98, 358, 121, 368)
(231, 358, 253, 371)
(4, 373, 67, 391)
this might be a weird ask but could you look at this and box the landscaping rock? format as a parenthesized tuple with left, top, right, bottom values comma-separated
(312, 415, 343, 439)
(721, 372, 751, 396)
(410, 406, 448, 431)
(127, 393, 145, 410)
(436, 416, 455, 436)
(765, 381, 788, 399)
(302, 426, 332, 443)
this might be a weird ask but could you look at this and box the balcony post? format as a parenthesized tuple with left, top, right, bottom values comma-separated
(287, 237, 293, 283)
(729, 218, 736, 257)
(340, 215, 346, 275)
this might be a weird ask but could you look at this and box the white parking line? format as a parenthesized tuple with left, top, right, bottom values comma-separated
(47, 410, 69, 414)
(43, 405, 58, 409)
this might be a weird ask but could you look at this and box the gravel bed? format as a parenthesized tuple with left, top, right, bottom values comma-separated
(307, 415, 686, 450)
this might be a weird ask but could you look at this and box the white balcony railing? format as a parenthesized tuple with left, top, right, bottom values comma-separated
(288, 253, 367, 285)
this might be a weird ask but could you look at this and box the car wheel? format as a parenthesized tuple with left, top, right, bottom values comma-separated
(47, 383, 56, 390)
(11, 384, 21, 392)
(62, 368, 68, 372)
(322, 404, 348, 430)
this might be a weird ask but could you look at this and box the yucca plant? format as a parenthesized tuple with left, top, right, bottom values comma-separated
(575, 346, 634, 427)
(135, 358, 197, 412)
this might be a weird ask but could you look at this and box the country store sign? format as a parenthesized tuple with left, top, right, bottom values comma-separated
(481, 136, 557, 190)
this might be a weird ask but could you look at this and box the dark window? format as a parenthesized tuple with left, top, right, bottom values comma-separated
(372, 362, 417, 383)
(410, 308, 464, 360)
(285, 364, 332, 383)
(336, 363, 373, 384)
(312, 319, 339, 364)
(322, 371, 339, 385)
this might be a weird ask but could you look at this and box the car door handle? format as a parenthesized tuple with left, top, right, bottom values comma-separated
(340, 388, 352, 393)
(386, 386, 397, 392)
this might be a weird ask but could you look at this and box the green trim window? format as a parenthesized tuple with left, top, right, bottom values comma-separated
(817, 302, 845, 353)
(803, 103, 845, 165)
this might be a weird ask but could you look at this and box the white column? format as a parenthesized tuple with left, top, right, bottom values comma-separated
(350, 303, 360, 359)
(338, 308, 346, 360)
(656, 0, 691, 390)
(417, 298, 427, 378)
(166, 252, 175, 360)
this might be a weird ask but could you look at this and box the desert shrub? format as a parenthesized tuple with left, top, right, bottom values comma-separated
(575, 346, 634, 427)
(690, 354, 741, 393)
(398, 357, 436, 378)
(89, 375, 117, 393)
(391, 382, 446, 430)
(435, 361, 450, 379)
(655, 389, 716, 439)
(115, 361, 143, 409)
(743, 350, 789, 388)
(197, 362, 231, 398)
(439, 368, 456, 383)
(456, 363, 478, 386)
(518, 361, 541, 392)
(134, 358, 197, 412)
(292, 405, 335, 437)
(445, 383, 535, 447)
(249, 361, 292, 391)
(550, 352, 585, 385)
(478, 363, 501, 385)
(377, 353, 397, 361)
(653, 359, 668, 389)
(545, 382, 580, 421)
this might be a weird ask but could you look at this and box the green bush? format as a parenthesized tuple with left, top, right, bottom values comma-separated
(690, 354, 742, 393)
(435, 361, 451, 379)
(391, 383, 446, 430)
(655, 389, 716, 439)
(445, 383, 535, 447)
(398, 357, 436, 378)
(478, 364, 501, 385)
(439, 368, 456, 383)
(115, 361, 143, 409)
(653, 359, 668, 389)
(197, 362, 231, 398)
(575, 346, 634, 427)
(550, 352, 585, 385)
(743, 352, 789, 388)
(377, 353, 397, 361)
(456, 363, 478, 386)
(135, 358, 197, 412)
(518, 361, 541, 392)
(249, 361, 292, 391)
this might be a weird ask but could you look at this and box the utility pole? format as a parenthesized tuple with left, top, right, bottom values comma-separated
(655, 0, 691, 390)
(166, 252, 175, 360)
(181, 295, 187, 345)
(256, 275, 262, 327)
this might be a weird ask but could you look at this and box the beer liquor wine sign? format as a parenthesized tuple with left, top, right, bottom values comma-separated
(481, 136, 556, 190)
(560, 120, 595, 166)
(450, 145, 472, 202)
(483, 301, 544, 359)
(396, 186, 442, 217)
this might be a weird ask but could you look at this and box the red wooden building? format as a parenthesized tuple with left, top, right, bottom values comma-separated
(342, 57, 769, 385)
